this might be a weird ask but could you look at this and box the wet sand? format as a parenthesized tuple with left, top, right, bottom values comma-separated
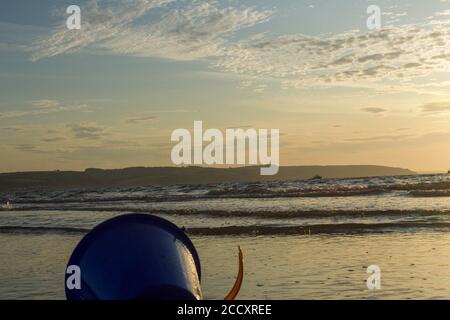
(1, 231, 450, 299)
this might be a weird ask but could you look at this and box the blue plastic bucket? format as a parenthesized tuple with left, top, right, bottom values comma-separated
(65, 214, 202, 300)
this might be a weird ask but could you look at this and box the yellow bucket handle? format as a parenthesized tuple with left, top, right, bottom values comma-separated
(224, 246, 244, 300)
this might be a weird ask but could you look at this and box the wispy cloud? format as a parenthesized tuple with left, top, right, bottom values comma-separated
(29, 0, 271, 61)
(420, 102, 450, 114)
(29, 0, 172, 61)
(29, 99, 60, 108)
(125, 115, 157, 124)
(68, 123, 106, 139)
(361, 107, 388, 114)
(14, 144, 48, 154)
(435, 9, 450, 16)
(0, 101, 89, 120)
(344, 134, 411, 142)
(215, 20, 450, 89)
(26, 1, 450, 92)
(101, 2, 271, 60)
(153, 109, 196, 113)
(42, 137, 66, 143)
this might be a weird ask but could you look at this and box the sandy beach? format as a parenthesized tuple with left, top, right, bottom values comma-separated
(2, 230, 450, 299)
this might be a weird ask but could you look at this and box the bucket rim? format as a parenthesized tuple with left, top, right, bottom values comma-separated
(66, 213, 202, 289)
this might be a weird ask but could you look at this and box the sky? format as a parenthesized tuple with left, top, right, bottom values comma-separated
(1, 0, 450, 172)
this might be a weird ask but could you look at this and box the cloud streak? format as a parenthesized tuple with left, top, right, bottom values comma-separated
(0, 102, 89, 120)
(420, 102, 450, 114)
(29, 0, 271, 61)
(125, 115, 157, 123)
(100, 2, 271, 60)
(68, 123, 106, 139)
(29, 0, 173, 61)
(361, 107, 388, 114)
(213, 16, 450, 89)
(29, 100, 60, 108)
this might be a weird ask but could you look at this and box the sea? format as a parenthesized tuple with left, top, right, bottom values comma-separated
(1, 173, 450, 299)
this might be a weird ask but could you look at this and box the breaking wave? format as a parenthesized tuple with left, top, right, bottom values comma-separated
(0, 226, 89, 235)
(1, 173, 450, 206)
(2, 221, 450, 236)
(2, 207, 450, 218)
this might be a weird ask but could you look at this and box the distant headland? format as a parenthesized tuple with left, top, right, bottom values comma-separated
(0, 165, 416, 191)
